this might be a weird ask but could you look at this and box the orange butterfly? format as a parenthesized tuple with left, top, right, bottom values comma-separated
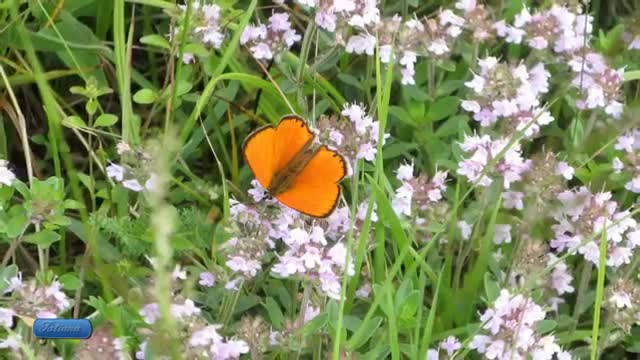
(242, 115, 347, 218)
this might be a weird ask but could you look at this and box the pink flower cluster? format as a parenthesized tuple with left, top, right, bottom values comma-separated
(0, 159, 16, 186)
(137, 268, 249, 360)
(107, 163, 159, 193)
(391, 162, 448, 219)
(470, 289, 571, 360)
(241, 12, 301, 60)
(296, 0, 381, 34)
(171, 1, 225, 63)
(546, 254, 575, 311)
(427, 336, 462, 359)
(338, 103, 386, 163)
(137, 321, 249, 360)
(613, 129, 640, 193)
(495, 5, 592, 53)
(271, 226, 355, 299)
(224, 180, 361, 299)
(569, 52, 624, 118)
(454, 0, 496, 42)
(461, 57, 553, 136)
(316, 103, 387, 172)
(550, 187, 640, 268)
(1, 272, 71, 320)
(375, 10, 464, 84)
(605, 278, 640, 333)
(629, 35, 640, 50)
(493, 5, 624, 119)
(457, 134, 531, 189)
(292, 0, 466, 85)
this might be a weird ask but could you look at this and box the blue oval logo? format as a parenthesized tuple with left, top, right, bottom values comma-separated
(33, 319, 93, 339)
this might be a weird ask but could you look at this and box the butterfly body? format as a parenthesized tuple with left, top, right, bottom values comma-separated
(267, 138, 317, 195)
(242, 115, 347, 218)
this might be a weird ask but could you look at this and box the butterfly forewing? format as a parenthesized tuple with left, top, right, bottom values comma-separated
(274, 145, 347, 218)
(272, 115, 314, 174)
(243, 125, 277, 189)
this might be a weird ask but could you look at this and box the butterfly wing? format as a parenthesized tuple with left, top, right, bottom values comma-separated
(243, 115, 314, 190)
(272, 115, 314, 173)
(243, 125, 277, 189)
(274, 145, 347, 218)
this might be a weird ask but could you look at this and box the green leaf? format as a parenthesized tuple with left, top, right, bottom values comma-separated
(394, 279, 413, 313)
(398, 291, 420, 322)
(176, 80, 193, 96)
(426, 96, 459, 122)
(484, 273, 500, 303)
(347, 316, 383, 350)
(437, 60, 456, 72)
(343, 315, 362, 332)
(133, 88, 157, 104)
(139, 34, 171, 49)
(263, 297, 284, 330)
(625, 70, 640, 82)
(374, 283, 394, 317)
(6, 205, 29, 238)
(337, 74, 363, 90)
(388, 106, 416, 126)
(59, 273, 82, 290)
(0, 265, 18, 294)
(63, 199, 85, 210)
(24, 230, 61, 248)
(62, 115, 87, 129)
(302, 312, 328, 335)
(86, 98, 98, 115)
(0, 185, 14, 203)
(183, 43, 209, 57)
(327, 300, 340, 329)
(94, 113, 119, 127)
(435, 115, 470, 138)
(536, 319, 557, 334)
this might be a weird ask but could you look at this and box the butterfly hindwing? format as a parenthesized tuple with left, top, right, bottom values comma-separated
(274, 145, 347, 218)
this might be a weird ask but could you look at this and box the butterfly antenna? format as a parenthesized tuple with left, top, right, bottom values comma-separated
(199, 118, 231, 220)
(253, 57, 296, 114)
(252, 58, 274, 116)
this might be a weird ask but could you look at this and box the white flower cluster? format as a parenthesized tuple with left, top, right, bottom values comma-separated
(137, 269, 249, 360)
(569, 52, 624, 119)
(470, 289, 571, 360)
(427, 336, 462, 359)
(493, 5, 624, 120)
(173, 1, 225, 63)
(107, 163, 159, 193)
(457, 134, 531, 189)
(546, 254, 575, 311)
(630, 35, 640, 50)
(391, 162, 448, 219)
(339, 103, 386, 163)
(0, 159, 16, 186)
(1, 273, 71, 320)
(300, 0, 380, 34)
(271, 226, 355, 299)
(224, 180, 365, 299)
(241, 12, 302, 60)
(376, 10, 464, 84)
(550, 187, 640, 268)
(461, 57, 553, 137)
(614, 129, 640, 193)
(495, 5, 592, 53)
